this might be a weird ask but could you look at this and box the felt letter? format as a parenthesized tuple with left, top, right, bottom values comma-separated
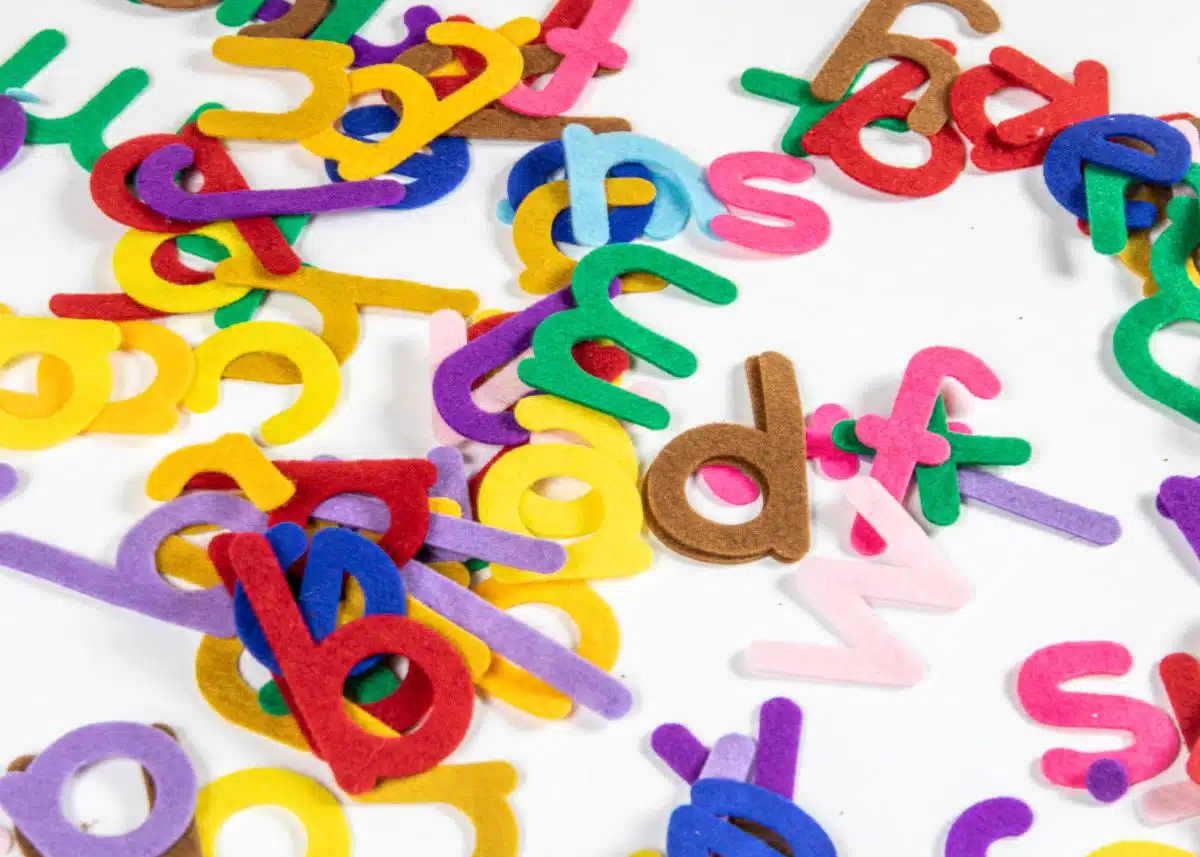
(809, 0, 1000, 135)
(0, 722, 196, 857)
(1017, 641, 1180, 788)
(500, 0, 631, 117)
(706, 152, 830, 255)
(518, 244, 737, 429)
(851, 346, 1001, 555)
(197, 37, 355, 141)
(643, 352, 810, 564)
(186, 322, 342, 445)
(228, 532, 474, 793)
(745, 476, 970, 686)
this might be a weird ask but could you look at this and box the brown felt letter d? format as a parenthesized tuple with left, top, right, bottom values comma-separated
(643, 352, 810, 564)
(810, 0, 1001, 136)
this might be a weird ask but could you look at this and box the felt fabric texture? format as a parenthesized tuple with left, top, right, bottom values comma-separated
(1159, 652, 1200, 750)
(561, 125, 725, 244)
(423, 515, 567, 574)
(499, 138, 654, 243)
(239, 0, 329, 37)
(0, 315, 120, 450)
(0, 320, 195, 436)
(195, 768, 351, 857)
(949, 47, 1108, 173)
(306, 23, 525, 180)
(754, 698, 802, 799)
(478, 394, 639, 542)
(850, 346, 999, 555)
(48, 292, 168, 322)
(211, 255, 478, 384)
(518, 244, 738, 430)
(746, 477, 970, 686)
(1086, 759, 1130, 803)
(400, 559, 633, 718)
(1084, 165, 1138, 254)
(146, 434, 295, 511)
(350, 5, 441, 67)
(990, 48, 1109, 146)
(1044, 114, 1192, 227)
(645, 352, 809, 564)
(90, 125, 302, 276)
(113, 222, 258, 316)
(1113, 189, 1200, 425)
(512, 178, 665, 295)
(0, 723, 197, 857)
(137, 144, 404, 221)
(389, 37, 630, 139)
(1139, 780, 1200, 825)
(425, 445, 474, 562)
(738, 63, 909, 159)
(651, 724, 709, 782)
(433, 280, 620, 445)
(955, 467, 1121, 545)
(185, 321, 342, 445)
(323, 107, 470, 209)
(500, 0, 630, 117)
(835, 397, 1031, 528)
(187, 457, 437, 568)
(228, 532, 475, 793)
(804, 44, 966, 197)
(0, 464, 16, 503)
(944, 798, 1033, 857)
(809, 0, 1001, 136)
(697, 735, 757, 782)
(706, 152, 830, 255)
(198, 37, 355, 142)
(477, 421, 652, 582)
(474, 577, 620, 719)
(950, 60, 1055, 172)
(0, 492, 260, 636)
(669, 779, 835, 857)
(351, 761, 520, 857)
(1157, 476, 1200, 560)
(1017, 641, 1181, 788)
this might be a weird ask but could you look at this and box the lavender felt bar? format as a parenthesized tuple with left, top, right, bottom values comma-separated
(423, 515, 565, 574)
(651, 724, 709, 782)
(432, 279, 622, 446)
(0, 493, 260, 636)
(137, 145, 404, 222)
(426, 446, 473, 563)
(956, 469, 1121, 546)
(753, 697, 802, 799)
(401, 559, 632, 718)
(698, 734, 756, 782)
(307, 454, 563, 571)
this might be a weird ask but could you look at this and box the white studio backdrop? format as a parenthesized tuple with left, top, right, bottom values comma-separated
(0, 0, 1199, 854)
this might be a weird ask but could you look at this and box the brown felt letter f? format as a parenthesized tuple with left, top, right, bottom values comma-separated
(643, 352, 810, 565)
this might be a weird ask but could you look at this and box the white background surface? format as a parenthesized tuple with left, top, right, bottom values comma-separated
(1, 0, 1200, 854)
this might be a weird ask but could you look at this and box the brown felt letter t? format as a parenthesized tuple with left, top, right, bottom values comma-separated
(642, 352, 810, 565)
(810, 0, 1001, 136)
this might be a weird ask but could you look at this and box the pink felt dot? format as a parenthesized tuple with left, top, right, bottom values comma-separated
(698, 465, 760, 506)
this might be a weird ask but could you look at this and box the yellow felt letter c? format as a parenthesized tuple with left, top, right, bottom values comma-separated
(186, 322, 342, 446)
